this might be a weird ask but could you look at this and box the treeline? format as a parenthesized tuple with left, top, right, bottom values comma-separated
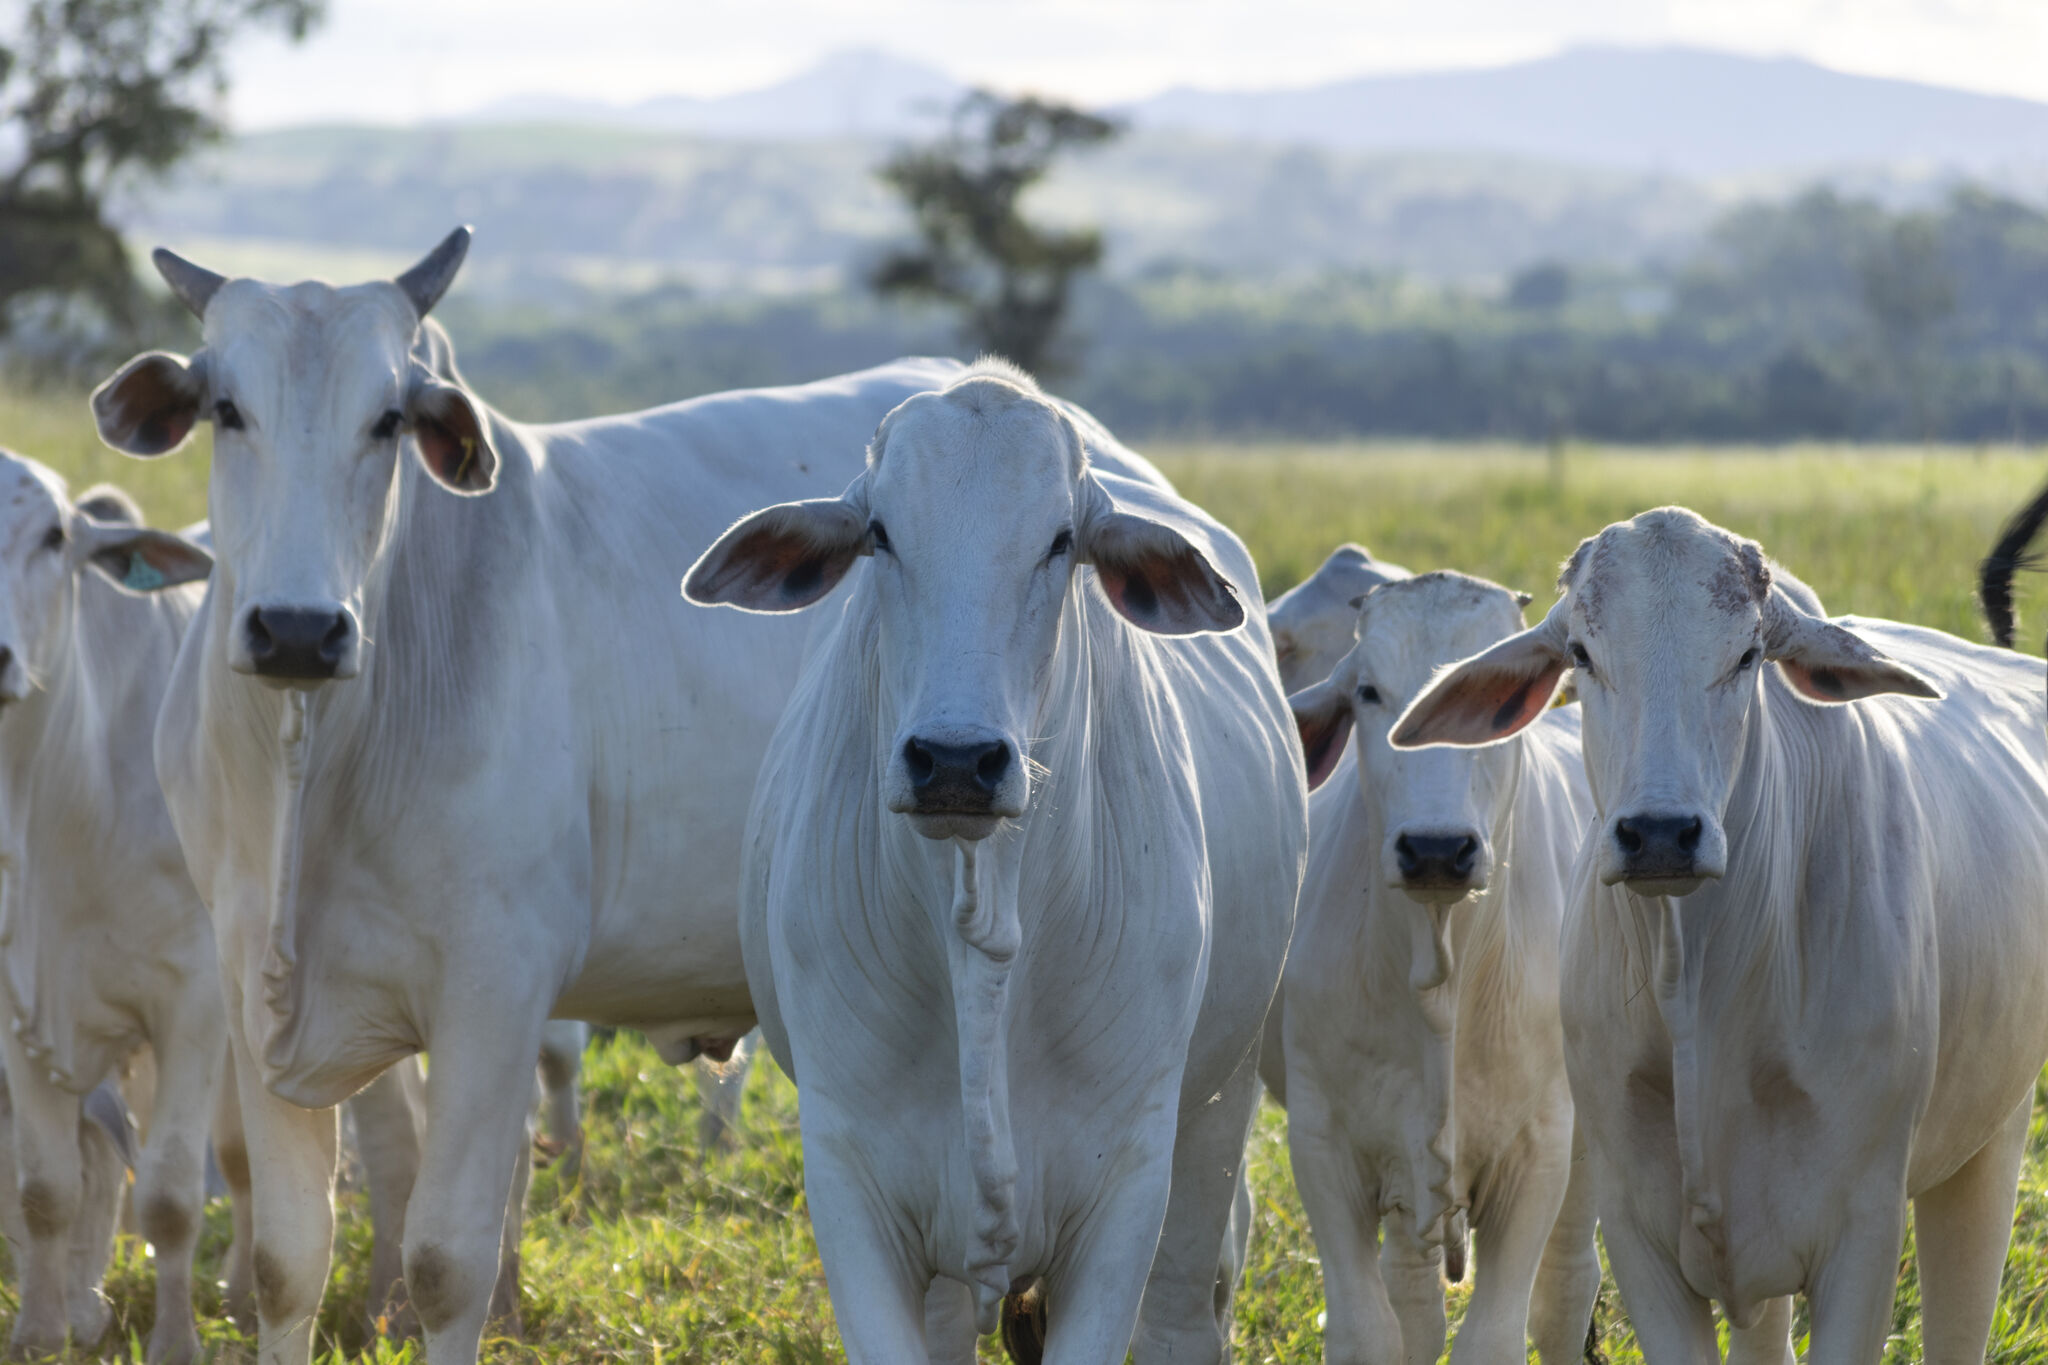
(439, 184, 2048, 442)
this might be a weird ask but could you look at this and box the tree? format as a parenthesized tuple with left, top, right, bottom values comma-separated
(870, 88, 1119, 377)
(0, 0, 324, 336)
(1859, 214, 1956, 436)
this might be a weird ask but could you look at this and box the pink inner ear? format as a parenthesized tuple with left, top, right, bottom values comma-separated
(1778, 658, 1849, 702)
(1298, 709, 1353, 790)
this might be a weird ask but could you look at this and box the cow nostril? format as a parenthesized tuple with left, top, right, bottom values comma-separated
(320, 614, 352, 664)
(1395, 834, 1420, 876)
(245, 614, 275, 661)
(903, 738, 935, 787)
(1615, 818, 1642, 854)
(975, 742, 1011, 791)
(1454, 836, 1479, 873)
(1678, 817, 1703, 852)
(0, 646, 15, 675)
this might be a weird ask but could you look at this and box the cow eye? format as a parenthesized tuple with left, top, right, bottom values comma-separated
(1738, 647, 1760, 671)
(1357, 684, 1381, 705)
(39, 525, 63, 553)
(1048, 528, 1073, 559)
(1569, 641, 1594, 672)
(214, 400, 244, 431)
(371, 409, 403, 441)
(869, 521, 892, 554)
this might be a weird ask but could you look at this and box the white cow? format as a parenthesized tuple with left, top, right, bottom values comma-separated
(685, 361, 1306, 1364)
(1268, 543, 1410, 694)
(89, 227, 962, 1365)
(0, 459, 225, 1364)
(1282, 572, 1598, 1365)
(1393, 507, 2048, 1365)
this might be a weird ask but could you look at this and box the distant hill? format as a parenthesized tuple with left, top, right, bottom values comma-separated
(471, 49, 963, 140)
(1131, 46, 2048, 177)
(119, 124, 1722, 295)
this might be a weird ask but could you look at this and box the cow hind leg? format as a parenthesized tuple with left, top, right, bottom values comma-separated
(1915, 1092, 2032, 1365)
(1132, 1052, 1263, 1364)
(693, 1030, 757, 1156)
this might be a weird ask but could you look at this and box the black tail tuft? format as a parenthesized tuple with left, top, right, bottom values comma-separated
(1980, 473, 2048, 648)
(1443, 1215, 1467, 1286)
(999, 1276, 1048, 1365)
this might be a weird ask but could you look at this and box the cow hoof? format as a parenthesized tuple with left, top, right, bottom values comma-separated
(999, 1277, 1047, 1365)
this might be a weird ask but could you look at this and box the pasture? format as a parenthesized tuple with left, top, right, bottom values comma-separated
(4, 380, 2048, 1363)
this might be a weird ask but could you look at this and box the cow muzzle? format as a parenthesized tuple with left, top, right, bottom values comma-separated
(1605, 809, 1726, 896)
(1391, 827, 1489, 903)
(234, 602, 360, 684)
(888, 727, 1024, 841)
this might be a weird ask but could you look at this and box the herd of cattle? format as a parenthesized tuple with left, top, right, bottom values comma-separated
(0, 224, 2042, 1365)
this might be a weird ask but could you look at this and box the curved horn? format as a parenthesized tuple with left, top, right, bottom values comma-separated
(395, 226, 472, 319)
(153, 248, 226, 320)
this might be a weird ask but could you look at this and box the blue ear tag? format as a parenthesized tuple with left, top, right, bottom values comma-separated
(124, 552, 166, 591)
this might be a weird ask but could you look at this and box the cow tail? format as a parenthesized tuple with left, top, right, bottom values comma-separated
(949, 840, 1024, 1335)
(1980, 472, 2048, 648)
(999, 1275, 1048, 1365)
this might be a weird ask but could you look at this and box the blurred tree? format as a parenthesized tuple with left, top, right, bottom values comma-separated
(870, 88, 1119, 377)
(1860, 214, 1956, 436)
(0, 0, 324, 337)
(1507, 260, 1572, 311)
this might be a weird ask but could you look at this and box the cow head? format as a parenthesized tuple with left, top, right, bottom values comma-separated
(1289, 573, 1532, 904)
(89, 228, 494, 686)
(1392, 507, 1938, 897)
(685, 362, 1245, 842)
(0, 452, 211, 707)
(1267, 542, 1410, 693)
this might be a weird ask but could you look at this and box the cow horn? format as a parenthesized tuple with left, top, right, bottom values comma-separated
(396, 226, 472, 319)
(153, 249, 227, 320)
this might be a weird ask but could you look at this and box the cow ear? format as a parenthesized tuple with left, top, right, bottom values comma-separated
(71, 517, 213, 594)
(1392, 612, 1568, 748)
(685, 493, 870, 612)
(408, 379, 497, 494)
(1290, 677, 1355, 791)
(91, 352, 206, 457)
(1081, 489, 1244, 636)
(1764, 588, 1940, 704)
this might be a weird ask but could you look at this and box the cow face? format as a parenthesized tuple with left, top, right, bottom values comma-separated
(685, 365, 1244, 842)
(1290, 573, 1530, 905)
(0, 453, 211, 707)
(89, 229, 494, 687)
(1391, 508, 1937, 897)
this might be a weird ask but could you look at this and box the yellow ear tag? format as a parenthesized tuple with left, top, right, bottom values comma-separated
(453, 436, 477, 486)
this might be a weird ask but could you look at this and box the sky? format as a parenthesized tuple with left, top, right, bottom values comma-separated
(224, 0, 2048, 128)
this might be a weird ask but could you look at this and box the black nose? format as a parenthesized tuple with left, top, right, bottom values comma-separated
(245, 607, 352, 680)
(1395, 832, 1481, 889)
(903, 736, 1012, 811)
(1614, 813, 1704, 877)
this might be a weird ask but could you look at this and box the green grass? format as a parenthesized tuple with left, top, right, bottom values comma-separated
(4, 381, 2048, 1361)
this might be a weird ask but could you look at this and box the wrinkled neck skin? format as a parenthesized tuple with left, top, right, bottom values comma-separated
(1592, 675, 1803, 1266)
(1351, 733, 1531, 1240)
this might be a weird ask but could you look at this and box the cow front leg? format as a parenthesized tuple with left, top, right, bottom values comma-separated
(1722, 1295, 1795, 1365)
(134, 1001, 227, 1365)
(1451, 1110, 1574, 1365)
(1804, 1201, 1908, 1365)
(401, 1000, 547, 1364)
(229, 1025, 340, 1365)
(211, 1047, 257, 1330)
(1133, 1051, 1264, 1364)
(1527, 1122, 1600, 1365)
(923, 1276, 982, 1365)
(1038, 1124, 1180, 1363)
(351, 1056, 425, 1335)
(1380, 1215, 1447, 1365)
(1915, 1092, 2031, 1365)
(0, 1032, 113, 1357)
(1290, 1114, 1402, 1365)
(799, 1121, 937, 1363)
(537, 1019, 587, 1169)
(1597, 1209, 1717, 1365)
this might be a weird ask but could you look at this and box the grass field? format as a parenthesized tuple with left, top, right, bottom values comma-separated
(5, 383, 2048, 1362)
